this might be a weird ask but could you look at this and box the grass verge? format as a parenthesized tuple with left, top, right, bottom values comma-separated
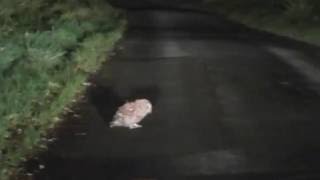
(203, 0, 320, 46)
(0, 1, 125, 179)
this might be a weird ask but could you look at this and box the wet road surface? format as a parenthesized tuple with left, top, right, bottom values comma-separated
(26, 10, 320, 179)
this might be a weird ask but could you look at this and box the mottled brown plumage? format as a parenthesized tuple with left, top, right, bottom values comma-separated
(110, 99, 152, 129)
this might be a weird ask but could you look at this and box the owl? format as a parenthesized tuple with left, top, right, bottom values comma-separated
(110, 99, 152, 129)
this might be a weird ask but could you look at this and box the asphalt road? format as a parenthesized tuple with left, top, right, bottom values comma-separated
(27, 10, 320, 180)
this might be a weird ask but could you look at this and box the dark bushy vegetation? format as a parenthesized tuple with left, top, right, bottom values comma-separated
(0, 0, 124, 179)
(204, 0, 320, 45)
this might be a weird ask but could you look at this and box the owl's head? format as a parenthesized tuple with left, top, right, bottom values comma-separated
(135, 99, 152, 114)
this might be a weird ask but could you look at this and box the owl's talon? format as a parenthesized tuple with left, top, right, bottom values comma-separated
(129, 124, 142, 129)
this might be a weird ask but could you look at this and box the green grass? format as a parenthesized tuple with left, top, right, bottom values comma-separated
(0, 1, 125, 179)
(203, 0, 320, 46)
